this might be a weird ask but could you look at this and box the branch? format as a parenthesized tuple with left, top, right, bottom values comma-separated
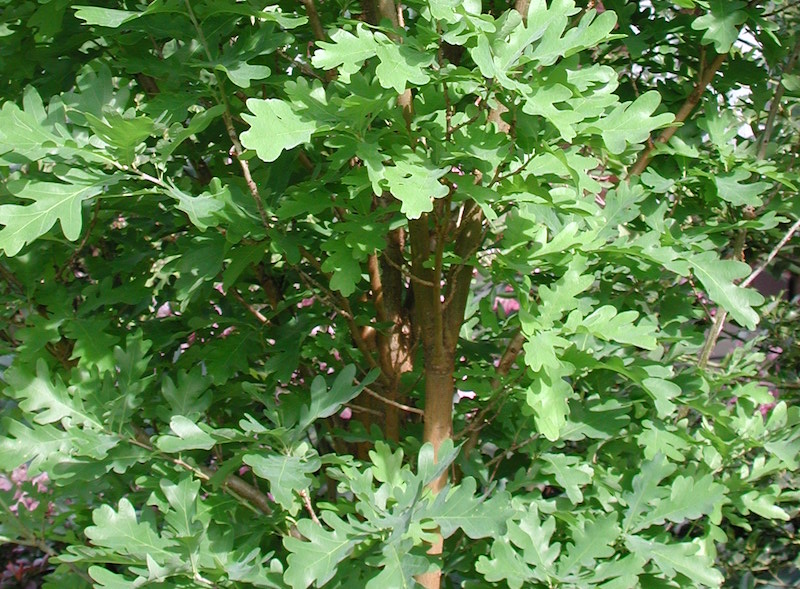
(627, 52, 727, 178)
(298, 489, 321, 525)
(300, 0, 326, 42)
(184, 0, 272, 231)
(381, 249, 437, 287)
(698, 229, 747, 369)
(228, 288, 270, 324)
(363, 385, 425, 415)
(756, 36, 800, 160)
(57, 199, 101, 281)
(130, 427, 274, 515)
(742, 217, 800, 288)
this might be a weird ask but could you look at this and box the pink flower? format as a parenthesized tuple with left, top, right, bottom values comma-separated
(493, 296, 520, 315)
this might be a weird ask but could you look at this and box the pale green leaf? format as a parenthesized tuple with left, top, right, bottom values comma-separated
(557, 513, 619, 576)
(422, 477, 512, 539)
(241, 99, 319, 162)
(299, 365, 378, 431)
(216, 62, 271, 88)
(312, 26, 378, 76)
(622, 454, 675, 533)
(85, 498, 177, 561)
(633, 474, 726, 532)
(384, 160, 449, 219)
(243, 451, 321, 510)
(374, 42, 432, 93)
(527, 371, 573, 442)
(625, 536, 723, 587)
(364, 539, 430, 589)
(691, 0, 746, 53)
(689, 251, 763, 329)
(284, 513, 360, 589)
(73, 6, 142, 27)
(541, 453, 594, 504)
(156, 416, 216, 452)
(167, 178, 227, 231)
(596, 91, 674, 154)
(714, 169, 771, 207)
(0, 179, 102, 256)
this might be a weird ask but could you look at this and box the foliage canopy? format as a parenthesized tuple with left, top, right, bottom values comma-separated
(0, 0, 799, 588)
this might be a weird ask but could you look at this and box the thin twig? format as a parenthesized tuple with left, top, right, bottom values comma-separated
(184, 0, 271, 231)
(697, 227, 748, 370)
(298, 489, 322, 525)
(757, 37, 800, 159)
(742, 217, 800, 288)
(57, 199, 101, 280)
(229, 288, 270, 324)
(381, 248, 438, 287)
(363, 385, 425, 415)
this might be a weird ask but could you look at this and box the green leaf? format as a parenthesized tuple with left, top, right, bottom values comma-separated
(570, 305, 658, 350)
(161, 368, 212, 420)
(216, 61, 271, 88)
(541, 453, 594, 504)
(691, 0, 747, 53)
(714, 169, 771, 207)
(530, 3, 618, 66)
(522, 83, 584, 141)
(689, 251, 763, 329)
(523, 330, 570, 372)
(241, 99, 319, 162)
(3, 359, 91, 426)
(298, 366, 378, 431)
(622, 454, 675, 533)
(637, 420, 690, 461)
(641, 377, 681, 419)
(88, 566, 138, 588)
(369, 441, 405, 486)
(527, 370, 573, 442)
(161, 104, 226, 158)
(284, 513, 361, 589)
(0, 179, 102, 256)
(243, 451, 321, 511)
(320, 240, 363, 296)
(374, 42, 432, 93)
(477, 507, 560, 587)
(422, 477, 512, 539)
(633, 474, 726, 532)
(64, 317, 119, 373)
(84, 111, 154, 164)
(625, 536, 723, 587)
(85, 498, 177, 562)
(595, 91, 674, 154)
(156, 416, 216, 452)
(167, 178, 227, 231)
(0, 90, 63, 161)
(365, 539, 430, 589)
(740, 490, 791, 521)
(312, 26, 378, 77)
(0, 419, 114, 475)
(557, 513, 619, 576)
(73, 6, 142, 28)
(384, 160, 449, 219)
(159, 477, 202, 537)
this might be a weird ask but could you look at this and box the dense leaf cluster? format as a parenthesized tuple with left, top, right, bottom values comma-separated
(0, 1, 799, 588)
